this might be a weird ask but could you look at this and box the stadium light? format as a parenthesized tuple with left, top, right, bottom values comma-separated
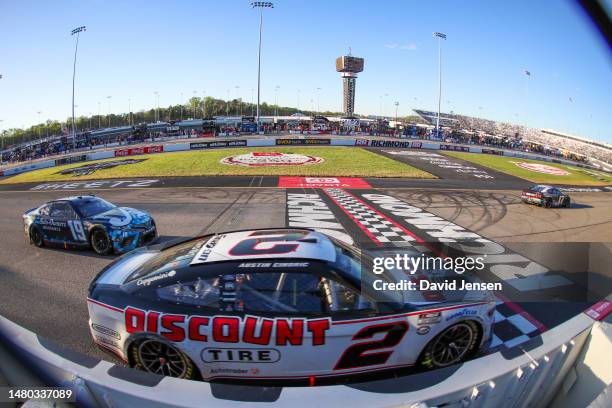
(274, 85, 280, 116)
(70, 26, 86, 138)
(433, 31, 446, 138)
(251, 1, 274, 132)
(106, 95, 112, 127)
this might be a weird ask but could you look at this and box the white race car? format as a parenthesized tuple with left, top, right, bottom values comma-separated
(88, 228, 495, 384)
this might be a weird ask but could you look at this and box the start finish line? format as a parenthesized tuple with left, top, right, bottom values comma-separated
(30, 179, 160, 190)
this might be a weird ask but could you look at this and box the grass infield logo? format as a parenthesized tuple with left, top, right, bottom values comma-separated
(221, 152, 324, 166)
(511, 161, 570, 175)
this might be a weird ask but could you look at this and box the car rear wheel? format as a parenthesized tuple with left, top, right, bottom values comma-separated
(131, 339, 196, 379)
(563, 198, 571, 208)
(418, 321, 480, 369)
(30, 226, 44, 247)
(90, 228, 112, 255)
(543, 199, 552, 208)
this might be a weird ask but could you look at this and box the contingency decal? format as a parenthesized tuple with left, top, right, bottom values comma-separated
(279, 177, 371, 188)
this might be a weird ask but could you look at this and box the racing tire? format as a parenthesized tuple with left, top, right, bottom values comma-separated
(418, 320, 481, 369)
(543, 199, 552, 208)
(90, 228, 112, 255)
(29, 225, 44, 247)
(131, 339, 197, 380)
(563, 198, 571, 208)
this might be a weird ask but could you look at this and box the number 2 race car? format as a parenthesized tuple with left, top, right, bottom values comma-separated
(88, 229, 495, 384)
(521, 185, 571, 208)
(23, 195, 157, 255)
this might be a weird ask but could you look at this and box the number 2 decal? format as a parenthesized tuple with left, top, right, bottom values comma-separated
(228, 231, 308, 256)
(334, 321, 409, 370)
(68, 220, 87, 241)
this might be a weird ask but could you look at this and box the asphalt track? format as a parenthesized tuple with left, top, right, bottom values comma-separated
(0, 149, 610, 367)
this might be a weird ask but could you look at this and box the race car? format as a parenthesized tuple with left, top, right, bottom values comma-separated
(23, 195, 157, 255)
(87, 228, 495, 384)
(521, 185, 571, 208)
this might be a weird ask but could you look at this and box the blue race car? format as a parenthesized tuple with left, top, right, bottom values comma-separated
(23, 195, 157, 255)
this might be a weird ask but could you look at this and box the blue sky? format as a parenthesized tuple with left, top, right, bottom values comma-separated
(1, 0, 611, 142)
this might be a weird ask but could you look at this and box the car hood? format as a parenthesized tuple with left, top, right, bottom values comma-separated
(87, 207, 151, 228)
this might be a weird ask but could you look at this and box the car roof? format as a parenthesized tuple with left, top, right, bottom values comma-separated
(189, 229, 337, 265)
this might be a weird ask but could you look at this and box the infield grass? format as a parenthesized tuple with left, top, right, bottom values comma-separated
(443, 151, 612, 186)
(1, 147, 435, 184)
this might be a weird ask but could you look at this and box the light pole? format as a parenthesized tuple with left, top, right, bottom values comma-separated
(97, 101, 101, 128)
(37, 111, 42, 136)
(226, 89, 230, 116)
(394, 101, 399, 126)
(154, 92, 159, 122)
(70, 26, 86, 137)
(128, 97, 132, 126)
(201, 90, 206, 119)
(193, 90, 198, 119)
(523, 69, 530, 124)
(274, 85, 280, 116)
(106, 96, 112, 127)
(180, 92, 184, 121)
(297, 89, 301, 112)
(433, 31, 446, 138)
(316, 87, 321, 115)
(251, 1, 274, 132)
(235, 86, 242, 116)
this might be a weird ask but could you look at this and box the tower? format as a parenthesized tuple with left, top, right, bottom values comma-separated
(336, 52, 364, 117)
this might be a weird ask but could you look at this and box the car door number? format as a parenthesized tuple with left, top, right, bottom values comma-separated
(68, 220, 87, 241)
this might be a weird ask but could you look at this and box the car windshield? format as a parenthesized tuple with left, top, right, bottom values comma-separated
(76, 197, 117, 218)
(126, 237, 208, 283)
(530, 185, 547, 192)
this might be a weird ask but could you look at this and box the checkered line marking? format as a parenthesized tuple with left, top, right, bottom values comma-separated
(489, 300, 542, 350)
(324, 188, 421, 247)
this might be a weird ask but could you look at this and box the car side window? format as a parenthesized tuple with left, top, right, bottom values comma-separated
(38, 204, 51, 217)
(50, 202, 78, 219)
(321, 278, 374, 313)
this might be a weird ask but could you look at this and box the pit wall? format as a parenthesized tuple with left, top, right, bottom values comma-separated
(0, 136, 603, 177)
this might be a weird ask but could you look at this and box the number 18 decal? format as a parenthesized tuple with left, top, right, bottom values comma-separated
(68, 220, 87, 241)
(334, 321, 408, 370)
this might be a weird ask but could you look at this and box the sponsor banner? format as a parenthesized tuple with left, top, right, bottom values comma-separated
(190, 140, 247, 150)
(278, 177, 371, 188)
(221, 152, 323, 167)
(511, 161, 570, 175)
(30, 179, 159, 190)
(55, 155, 88, 166)
(440, 144, 470, 152)
(275, 138, 331, 145)
(355, 139, 412, 148)
(114, 145, 163, 157)
(481, 148, 504, 156)
(411, 142, 423, 149)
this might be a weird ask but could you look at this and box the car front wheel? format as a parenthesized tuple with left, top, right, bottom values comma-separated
(90, 228, 112, 255)
(418, 321, 480, 369)
(30, 226, 44, 247)
(131, 339, 196, 379)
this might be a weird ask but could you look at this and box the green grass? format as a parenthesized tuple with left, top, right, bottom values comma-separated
(443, 151, 612, 186)
(1, 147, 435, 184)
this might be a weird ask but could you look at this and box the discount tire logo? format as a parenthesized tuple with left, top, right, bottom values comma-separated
(221, 152, 323, 166)
(512, 162, 570, 175)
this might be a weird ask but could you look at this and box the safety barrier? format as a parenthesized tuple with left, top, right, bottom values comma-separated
(1, 135, 608, 179)
(0, 307, 606, 407)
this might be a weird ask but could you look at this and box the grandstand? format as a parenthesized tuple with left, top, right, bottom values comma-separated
(414, 109, 612, 165)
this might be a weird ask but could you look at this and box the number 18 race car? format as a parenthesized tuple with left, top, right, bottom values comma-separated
(87, 229, 495, 384)
(23, 195, 157, 255)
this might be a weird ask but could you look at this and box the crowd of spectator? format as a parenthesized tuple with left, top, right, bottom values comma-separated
(2, 115, 611, 167)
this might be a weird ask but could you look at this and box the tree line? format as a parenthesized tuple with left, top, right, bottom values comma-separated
(1, 96, 424, 149)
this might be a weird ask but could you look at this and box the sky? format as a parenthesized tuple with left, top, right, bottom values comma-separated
(1, 0, 611, 142)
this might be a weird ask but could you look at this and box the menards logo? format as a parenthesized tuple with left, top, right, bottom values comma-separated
(360, 193, 572, 292)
